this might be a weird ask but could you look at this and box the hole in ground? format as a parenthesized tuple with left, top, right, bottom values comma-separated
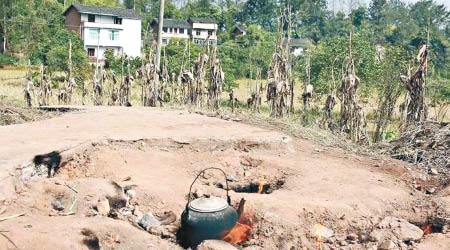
(419, 223, 444, 234)
(413, 217, 447, 235)
(218, 179, 285, 194)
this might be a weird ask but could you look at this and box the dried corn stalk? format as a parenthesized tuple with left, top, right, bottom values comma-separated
(107, 72, 118, 105)
(93, 65, 104, 106)
(266, 9, 294, 118)
(81, 79, 88, 105)
(38, 64, 51, 106)
(400, 44, 428, 129)
(248, 69, 263, 113)
(119, 58, 134, 106)
(180, 70, 194, 105)
(142, 47, 159, 107)
(170, 72, 178, 103)
(64, 39, 75, 104)
(373, 78, 402, 142)
(339, 59, 367, 143)
(192, 53, 208, 106)
(24, 80, 34, 107)
(266, 51, 292, 117)
(208, 47, 224, 110)
(320, 93, 337, 129)
(23, 64, 34, 107)
(229, 89, 236, 113)
(160, 48, 169, 104)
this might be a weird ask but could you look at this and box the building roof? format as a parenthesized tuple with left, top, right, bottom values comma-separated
(63, 3, 141, 20)
(151, 18, 191, 29)
(188, 17, 218, 24)
(232, 25, 245, 33)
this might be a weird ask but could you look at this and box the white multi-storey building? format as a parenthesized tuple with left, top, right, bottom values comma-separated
(63, 3, 141, 62)
(188, 17, 218, 45)
(151, 17, 218, 46)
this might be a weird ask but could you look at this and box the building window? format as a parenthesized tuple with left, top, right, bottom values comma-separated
(89, 29, 99, 40)
(162, 39, 168, 45)
(88, 48, 95, 57)
(109, 30, 119, 41)
(163, 27, 167, 33)
(208, 30, 213, 36)
(179, 28, 184, 34)
(196, 30, 201, 36)
(114, 18, 122, 25)
(194, 39, 204, 45)
(169, 28, 173, 33)
(88, 14, 95, 23)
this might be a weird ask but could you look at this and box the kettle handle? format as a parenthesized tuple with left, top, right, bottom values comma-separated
(186, 167, 231, 207)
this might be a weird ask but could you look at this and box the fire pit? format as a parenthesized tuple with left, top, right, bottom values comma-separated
(178, 168, 247, 249)
(230, 179, 285, 194)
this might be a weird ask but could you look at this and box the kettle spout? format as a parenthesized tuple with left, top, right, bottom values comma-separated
(237, 198, 246, 218)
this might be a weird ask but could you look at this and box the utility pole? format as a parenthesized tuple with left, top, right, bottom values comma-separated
(96, 29, 100, 77)
(155, 0, 165, 70)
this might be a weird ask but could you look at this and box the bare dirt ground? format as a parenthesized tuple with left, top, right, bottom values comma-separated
(0, 106, 448, 250)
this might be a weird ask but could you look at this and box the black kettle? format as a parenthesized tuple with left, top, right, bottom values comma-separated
(179, 167, 242, 249)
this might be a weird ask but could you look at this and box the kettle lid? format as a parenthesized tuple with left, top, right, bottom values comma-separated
(188, 196, 229, 213)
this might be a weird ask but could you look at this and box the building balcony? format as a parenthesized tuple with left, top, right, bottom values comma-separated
(82, 21, 124, 30)
(84, 38, 122, 47)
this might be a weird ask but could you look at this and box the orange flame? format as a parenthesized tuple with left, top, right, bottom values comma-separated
(258, 181, 267, 194)
(223, 223, 252, 245)
(421, 224, 432, 235)
(223, 205, 255, 245)
(316, 236, 322, 250)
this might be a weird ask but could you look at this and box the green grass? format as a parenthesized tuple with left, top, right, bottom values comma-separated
(0, 68, 27, 106)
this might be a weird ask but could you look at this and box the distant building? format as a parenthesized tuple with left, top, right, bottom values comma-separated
(151, 17, 218, 46)
(283, 38, 311, 56)
(188, 18, 218, 45)
(63, 3, 141, 62)
(150, 19, 191, 45)
(232, 26, 246, 36)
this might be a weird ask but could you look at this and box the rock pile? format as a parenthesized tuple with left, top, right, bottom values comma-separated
(370, 217, 424, 248)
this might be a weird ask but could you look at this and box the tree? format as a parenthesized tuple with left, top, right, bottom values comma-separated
(297, 30, 380, 96)
(32, 29, 89, 85)
(184, 0, 221, 21)
(162, 38, 201, 75)
(296, 0, 330, 43)
(236, 0, 277, 31)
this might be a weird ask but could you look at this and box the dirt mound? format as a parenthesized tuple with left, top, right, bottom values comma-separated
(0, 106, 54, 126)
(385, 122, 449, 177)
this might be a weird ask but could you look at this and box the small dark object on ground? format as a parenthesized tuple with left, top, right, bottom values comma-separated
(106, 195, 127, 210)
(33, 151, 62, 178)
(51, 200, 65, 211)
(81, 228, 101, 250)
